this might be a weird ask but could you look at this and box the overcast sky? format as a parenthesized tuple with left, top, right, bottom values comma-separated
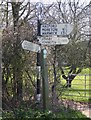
(14, 0, 90, 5)
(30, 0, 90, 5)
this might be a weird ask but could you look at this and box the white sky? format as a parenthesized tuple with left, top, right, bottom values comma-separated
(14, 0, 90, 5)
(30, 0, 90, 5)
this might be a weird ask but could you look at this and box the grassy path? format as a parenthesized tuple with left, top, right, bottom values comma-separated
(59, 99, 91, 118)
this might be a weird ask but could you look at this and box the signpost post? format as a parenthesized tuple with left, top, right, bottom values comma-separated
(36, 2, 49, 111)
(41, 49, 49, 111)
(36, 2, 43, 103)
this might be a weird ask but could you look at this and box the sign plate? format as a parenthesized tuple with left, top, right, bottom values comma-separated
(22, 40, 40, 52)
(41, 24, 57, 36)
(37, 36, 69, 45)
(41, 23, 73, 36)
(57, 24, 73, 36)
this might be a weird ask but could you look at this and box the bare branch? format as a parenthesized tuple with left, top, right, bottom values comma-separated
(25, 70, 36, 89)
(24, 3, 32, 20)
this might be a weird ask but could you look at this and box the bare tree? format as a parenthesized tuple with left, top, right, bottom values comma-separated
(2, 1, 35, 108)
(54, 0, 90, 87)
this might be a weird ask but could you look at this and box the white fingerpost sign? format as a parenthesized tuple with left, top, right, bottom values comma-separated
(41, 23, 73, 36)
(22, 40, 40, 52)
(41, 24, 57, 36)
(37, 36, 69, 45)
(57, 24, 73, 36)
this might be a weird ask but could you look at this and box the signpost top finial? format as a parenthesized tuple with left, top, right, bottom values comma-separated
(36, 2, 44, 20)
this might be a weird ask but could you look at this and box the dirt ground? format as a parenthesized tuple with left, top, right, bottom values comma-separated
(60, 99, 91, 118)
(82, 109, 91, 118)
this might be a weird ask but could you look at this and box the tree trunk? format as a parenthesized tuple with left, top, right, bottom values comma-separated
(66, 78, 72, 88)
(52, 63, 57, 104)
(59, 66, 82, 88)
(11, 2, 23, 102)
(52, 46, 58, 105)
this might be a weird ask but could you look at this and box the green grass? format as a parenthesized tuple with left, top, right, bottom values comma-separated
(57, 68, 91, 102)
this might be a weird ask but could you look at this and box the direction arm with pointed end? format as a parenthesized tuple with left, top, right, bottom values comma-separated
(37, 36, 69, 45)
(22, 40, 40, 52)
(41, 23, 73, 36)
